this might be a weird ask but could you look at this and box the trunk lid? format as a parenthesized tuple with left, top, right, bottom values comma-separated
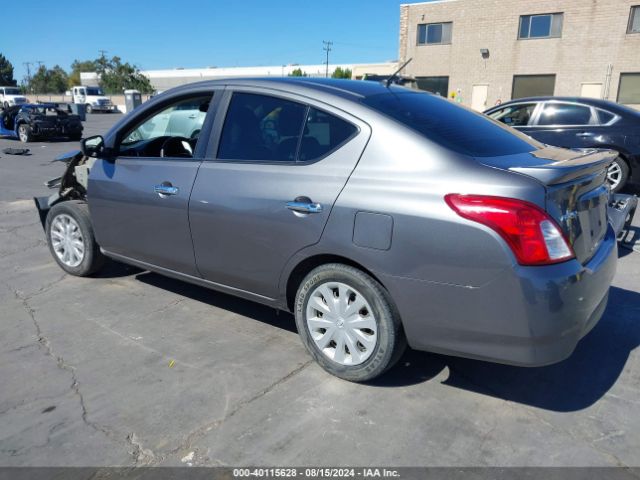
(479, 146, 616, 265)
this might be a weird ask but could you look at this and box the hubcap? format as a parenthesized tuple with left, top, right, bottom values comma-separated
(50, 214, 85, 267)
(607, 162, 622, 190)
(18, 126, 27, 142)
(305, 282, 378, 366)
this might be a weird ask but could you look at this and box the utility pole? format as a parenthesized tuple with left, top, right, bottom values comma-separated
(322, 40, 333, 78)
(23, 62, 33, 92)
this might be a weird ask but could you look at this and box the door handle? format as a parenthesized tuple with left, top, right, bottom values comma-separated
(154, 183, 179, 196)
(286, 201, 323, 214)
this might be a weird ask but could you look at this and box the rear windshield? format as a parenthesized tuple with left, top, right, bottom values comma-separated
(363, 91, 542, 157)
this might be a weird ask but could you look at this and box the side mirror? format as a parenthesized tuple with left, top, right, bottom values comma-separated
(81, 135, 108, 159)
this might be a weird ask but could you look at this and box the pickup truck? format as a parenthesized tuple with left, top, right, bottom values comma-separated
(0, 86, 28, 109)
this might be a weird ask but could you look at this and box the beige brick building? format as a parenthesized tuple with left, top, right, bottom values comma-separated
(399, 0, 640, 110)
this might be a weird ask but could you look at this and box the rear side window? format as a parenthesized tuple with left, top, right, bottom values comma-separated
(218, 92, 356, 162)
(300, 108, 358, 161)
(596, 109, 616, 125)
(537, 103, 593, 126)
(363, 92, 541, 157)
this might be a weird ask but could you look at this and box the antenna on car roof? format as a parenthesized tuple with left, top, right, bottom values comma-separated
(385, 58, 413, 88)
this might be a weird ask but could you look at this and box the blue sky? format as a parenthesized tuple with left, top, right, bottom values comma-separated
(1, 0, 417, 81)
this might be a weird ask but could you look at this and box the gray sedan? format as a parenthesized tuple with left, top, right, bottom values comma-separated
(35, 78, 637, 382)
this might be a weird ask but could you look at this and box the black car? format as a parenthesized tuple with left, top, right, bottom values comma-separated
(485, 97, 640, 192)
(0, 103, 83, 143)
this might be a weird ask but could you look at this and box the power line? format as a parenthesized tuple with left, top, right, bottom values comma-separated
(322, 40, 333, 78)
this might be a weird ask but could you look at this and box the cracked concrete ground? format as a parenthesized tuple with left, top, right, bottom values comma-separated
(1, 114, 639, 467)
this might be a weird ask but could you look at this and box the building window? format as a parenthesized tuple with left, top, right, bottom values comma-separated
(628, 6, 640, 33)
(617, 73, 640, 104)
(417, 22, 452, 45)
(416, 76, 449, 96)
(512, 75, 556, 99)
(518, 13, 563, 39)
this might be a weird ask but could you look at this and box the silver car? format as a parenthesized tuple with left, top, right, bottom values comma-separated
(35, 78, 637, 382)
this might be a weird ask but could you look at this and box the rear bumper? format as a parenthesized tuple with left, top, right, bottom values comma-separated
(381, 224, 618, 367)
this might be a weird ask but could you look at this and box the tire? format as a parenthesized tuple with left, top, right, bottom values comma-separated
(3, 101, 8, 109)
(606, 157, 630, 193)
(17, 124, 33, 143)
(45, 201, 106, 276)
(85, 104, 93, 114)
(69, 134, 82, 141)
(295, 263, 406, 382)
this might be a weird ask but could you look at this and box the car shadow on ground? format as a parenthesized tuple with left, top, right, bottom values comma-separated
(134, 270, 298, 334)
(374, 285, 640, 412)
(99, 261, 638, 412)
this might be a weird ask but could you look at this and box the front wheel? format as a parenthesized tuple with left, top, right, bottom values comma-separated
(85, 104, 93, 114)
(45, 201, 106, 276)
(17, 124, 33, 143)
(295, 264, 406, 382)
(607, 157, 629, 193)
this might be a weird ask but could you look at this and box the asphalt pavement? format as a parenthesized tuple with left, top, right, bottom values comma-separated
(1, 113, 639, 467)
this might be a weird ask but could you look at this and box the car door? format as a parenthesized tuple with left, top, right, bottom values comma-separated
(88, 90, 219, 276)
(189, 89, 370, 299)
(526, 101, 599, 149)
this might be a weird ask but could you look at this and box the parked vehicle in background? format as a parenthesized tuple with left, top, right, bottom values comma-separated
(485, 97, 640, 192)
(34, 79, 636, 382)
(71, 86, 116, 113)
(0, 86, 28, 109)
(0, 103, 83, 142)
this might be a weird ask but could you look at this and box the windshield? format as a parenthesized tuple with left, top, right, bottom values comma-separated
(363, 91, 543, 157)
(86, 87, 104, 96)
(4, 88, 21, 95)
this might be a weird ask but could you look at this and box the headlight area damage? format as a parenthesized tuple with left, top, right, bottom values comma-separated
(34, 150, 95, 228)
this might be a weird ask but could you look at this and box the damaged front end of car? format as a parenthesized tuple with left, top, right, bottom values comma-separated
(34, 150, 96, 229)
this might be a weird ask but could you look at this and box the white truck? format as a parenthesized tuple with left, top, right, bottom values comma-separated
(0, 86, 28, 109)
(71, 86, 116, 113)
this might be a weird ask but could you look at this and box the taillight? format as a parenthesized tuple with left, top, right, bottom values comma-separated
(445, 194, 575, 266)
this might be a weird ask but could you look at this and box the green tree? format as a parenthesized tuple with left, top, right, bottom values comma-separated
(99, 56, 153, 94)
(28, 65, 69, 93)
(331, 67, 352, 79)
(69, 59, 99, 87)
(0, 53, 17, 86)
(288, 68, 308, 77)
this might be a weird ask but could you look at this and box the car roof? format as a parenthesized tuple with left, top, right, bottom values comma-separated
(165, 77, 411, 101)
(492, 96, 629, 111)
(22, 103, 58, 108)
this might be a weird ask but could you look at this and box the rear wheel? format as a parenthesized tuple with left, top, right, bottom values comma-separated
(607, 157, 629, 193)
(17, 124, 33, 143)
(295, 264, 406, 382)
(45, 201, 106, 276)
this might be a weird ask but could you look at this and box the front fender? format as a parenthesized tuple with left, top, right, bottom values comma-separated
(33, 194, 62, 230)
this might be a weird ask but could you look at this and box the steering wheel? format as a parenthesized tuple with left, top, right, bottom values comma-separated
(160, 136, 193, 158)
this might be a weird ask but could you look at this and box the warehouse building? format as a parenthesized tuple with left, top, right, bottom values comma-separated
(81, 62, 398, 92)
(399, 0, 640, 110)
